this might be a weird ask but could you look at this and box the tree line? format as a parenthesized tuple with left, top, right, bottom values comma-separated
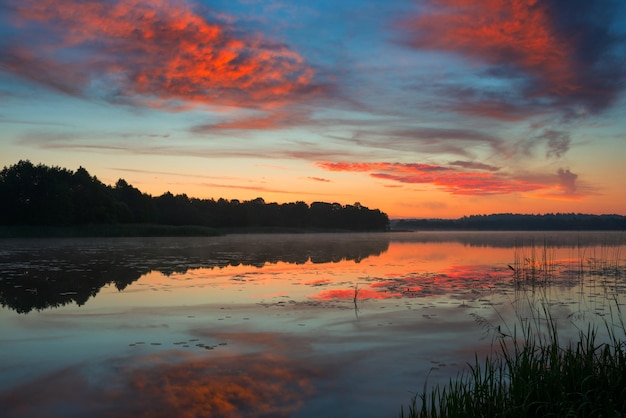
(393, 213, 626, 231)
(0, 161, 390, 231)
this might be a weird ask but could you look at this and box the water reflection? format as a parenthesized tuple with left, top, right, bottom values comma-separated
(0, 234, 389, 313)
(313, 264, 513, 302)
(390, 230, 625, 248)
(1, 350, 321, 418)
(1, 232, 625, 418)
(2, 232, 624, 314)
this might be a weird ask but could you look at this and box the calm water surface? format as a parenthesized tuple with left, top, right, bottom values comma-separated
(1, 232, 625, 417)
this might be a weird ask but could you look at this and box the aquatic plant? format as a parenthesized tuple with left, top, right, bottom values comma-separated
(509, 237, 556, 284)
(401, 305, 626, 416)
(400, 285, 626, 417)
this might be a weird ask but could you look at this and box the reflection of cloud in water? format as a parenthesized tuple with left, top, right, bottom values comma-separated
(312, 264, 512, 301)
(314, 288, 403, 300)
(1, 351, 323, 418)
(2, 232, 626, 417)
(0, 234, 389, 313)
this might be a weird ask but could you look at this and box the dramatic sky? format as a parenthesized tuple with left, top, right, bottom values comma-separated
(1, 0, 625, 218)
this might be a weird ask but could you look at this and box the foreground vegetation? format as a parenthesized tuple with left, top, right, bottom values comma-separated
(0, 161, 389, 232)
(401, 244, 626, 418)
(401, 307, 626, 417)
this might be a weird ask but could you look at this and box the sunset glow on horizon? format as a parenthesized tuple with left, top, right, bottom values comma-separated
(1, 0, 625, 218)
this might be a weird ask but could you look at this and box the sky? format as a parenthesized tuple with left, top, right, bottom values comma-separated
(1, 0, 625, 218)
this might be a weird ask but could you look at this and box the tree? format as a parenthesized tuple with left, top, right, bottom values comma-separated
(0, 161, 391, 231)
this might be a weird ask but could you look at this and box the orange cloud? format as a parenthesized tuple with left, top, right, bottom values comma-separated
(5, 0, 318, 109)
(317, 161, 545, 195)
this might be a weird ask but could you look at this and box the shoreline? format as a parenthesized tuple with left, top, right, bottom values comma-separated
(1, 224, 624, 239)
(0, 224, 392, 238)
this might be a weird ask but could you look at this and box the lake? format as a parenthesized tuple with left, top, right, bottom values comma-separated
(1, 231, 625, 417)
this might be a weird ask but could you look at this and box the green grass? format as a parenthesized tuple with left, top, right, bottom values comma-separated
(400, 299, 626, 418)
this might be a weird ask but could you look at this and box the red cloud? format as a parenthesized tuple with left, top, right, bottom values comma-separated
(317, 161, 547, 196)
(4, 0, 318, 109)
(399, 0, 576, 97)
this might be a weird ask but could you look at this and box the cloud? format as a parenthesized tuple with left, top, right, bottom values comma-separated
(427, 82, 547, 122)
(16, 130, 357, 162)
(1, 0, 321, 110)
(307, 176, 331, 183)
(317, 161, 588, 197)
(398, 0, 626, 115)
(556, 168, 577, 195)
(198, 182, 324, 196)
(318, 161, 542, 195)
(370, 172, 539, 196)
(329, 126, 510, 158)
(113, 168, 334, 196)
(519, 129, 571, 159)
(449, 160, 500, 172)
(112, 167, 243, 182)
(191, 107, 314, 132)
(0, 115, 71, 127)
(543, 130, 571, 159)
(527, 167, 584, 201)
(319, 162, 452, 174)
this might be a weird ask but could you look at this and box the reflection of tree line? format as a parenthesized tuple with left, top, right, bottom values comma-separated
(0, 236, 390, 313)
(393, 214, 626, 231)
(0, 161, 389, 231)
(389, 230, 626, 248)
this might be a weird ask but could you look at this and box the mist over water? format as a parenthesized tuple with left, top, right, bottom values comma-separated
(1, 232, 625, 417)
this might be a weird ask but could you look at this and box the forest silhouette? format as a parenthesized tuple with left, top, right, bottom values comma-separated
(2, 161, 624, 233)
(392, 214, 626, 231)
(0, 161, 390, 231)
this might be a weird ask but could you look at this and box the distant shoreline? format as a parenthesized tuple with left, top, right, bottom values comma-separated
(1, 222, 625, 238)
(391, 214, 626, 231)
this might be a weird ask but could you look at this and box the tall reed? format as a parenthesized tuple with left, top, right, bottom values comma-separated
(510, 238, 555, 284)
(400, 299, 626, 418)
